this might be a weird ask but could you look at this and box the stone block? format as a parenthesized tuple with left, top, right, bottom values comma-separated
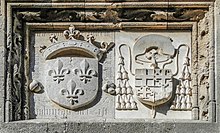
(0, 1, 219, 132)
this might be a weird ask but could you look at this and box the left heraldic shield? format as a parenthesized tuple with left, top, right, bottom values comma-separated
(42, 26, 105, 110)
(45, 57, 98, 110)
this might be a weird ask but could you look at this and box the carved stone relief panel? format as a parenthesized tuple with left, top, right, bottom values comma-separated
(28, 26, 115, 119)
(113, 31, 192, 119)
(4, 2, 215, 122)
(29, 26, 193, 120)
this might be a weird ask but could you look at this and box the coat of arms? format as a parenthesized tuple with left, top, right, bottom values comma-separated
(133, 35, 176, 107)
(103, 34, 192, 118)
(41, 25, 113, 110)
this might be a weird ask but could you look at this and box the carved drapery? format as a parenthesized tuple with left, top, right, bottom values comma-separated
(5, 3, 214, 121)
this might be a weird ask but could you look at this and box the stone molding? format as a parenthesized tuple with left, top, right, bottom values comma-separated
(3, 1, 216, 124)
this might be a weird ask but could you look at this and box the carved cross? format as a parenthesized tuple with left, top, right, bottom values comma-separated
(135, 69, 172, 99)
(136, 69, 171, 88)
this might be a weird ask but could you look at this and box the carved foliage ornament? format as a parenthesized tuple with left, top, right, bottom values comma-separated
(16, 8, 207, 23)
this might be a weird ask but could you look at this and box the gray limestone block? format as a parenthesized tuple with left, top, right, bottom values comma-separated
(0, 1, 219, 133)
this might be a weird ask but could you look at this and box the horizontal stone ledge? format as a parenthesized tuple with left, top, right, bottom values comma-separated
(0, 121, 218, 133)
(3, 118, 216, 123)
(6, 0, 215, 2)
(7, 2, 213, 9)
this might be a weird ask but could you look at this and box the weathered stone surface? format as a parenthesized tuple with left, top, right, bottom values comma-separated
(0, 121, 218, 133)
(0, 0, 219, 132)
(114, 31, 192, 119)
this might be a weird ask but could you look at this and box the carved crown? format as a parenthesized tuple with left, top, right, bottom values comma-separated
(43, 25, 114, 60)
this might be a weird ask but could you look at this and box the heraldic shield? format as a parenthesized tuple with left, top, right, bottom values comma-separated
(41, 25, 114, 110)
(42, 26, 104, 110)
(45, 57, 98, 110)
(133, 34, 176, 107)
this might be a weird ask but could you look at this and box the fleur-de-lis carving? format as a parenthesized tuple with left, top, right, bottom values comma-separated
(48, 59, 70, 84)
(60, 80, 84, 105)
(63, 25, 80, 40)
(73, 59, 97, 84)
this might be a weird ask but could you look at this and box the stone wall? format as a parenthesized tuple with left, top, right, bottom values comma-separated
(0, 0, 219, 133)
